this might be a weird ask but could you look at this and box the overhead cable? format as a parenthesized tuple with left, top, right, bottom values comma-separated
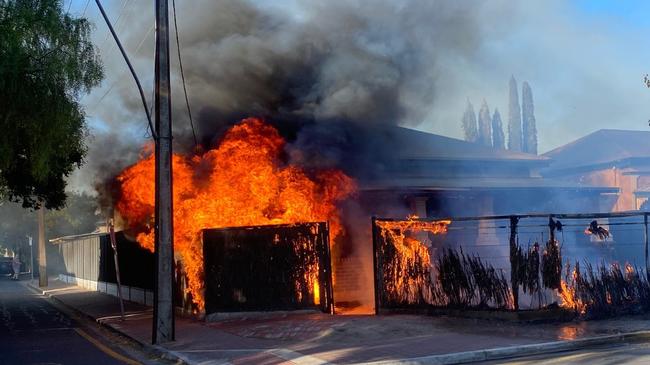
(172, 0, 199, 147)
(94, 0, 156, 140)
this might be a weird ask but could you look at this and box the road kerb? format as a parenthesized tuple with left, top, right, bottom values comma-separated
(358, 331, 650, 365)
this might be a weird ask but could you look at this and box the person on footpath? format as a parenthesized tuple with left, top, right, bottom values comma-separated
(11, 255, 20, 280)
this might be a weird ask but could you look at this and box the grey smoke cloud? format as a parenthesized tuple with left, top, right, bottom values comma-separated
(71, 0, 650, 193)
(72, 0, 500, 192)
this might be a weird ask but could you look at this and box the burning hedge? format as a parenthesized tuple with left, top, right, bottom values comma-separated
(374, 218, 449, 306)
(374, 218, 512, 310)
(560, 261, 650, 317)
(436, 248, 512, 310)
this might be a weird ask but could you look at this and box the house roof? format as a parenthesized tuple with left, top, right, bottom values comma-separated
(543, 129, 650, 172)
(361, 176, 618, 193)
(49, 231, 106, 244)
(382, 126, 549, 163)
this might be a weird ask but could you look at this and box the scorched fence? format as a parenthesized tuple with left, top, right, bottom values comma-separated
(372, 212, 650, 317)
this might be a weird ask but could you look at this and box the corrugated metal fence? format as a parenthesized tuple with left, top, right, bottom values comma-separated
(55, 231, 155, 305)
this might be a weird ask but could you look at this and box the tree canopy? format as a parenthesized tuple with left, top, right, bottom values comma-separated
(0, 0, 103, 209)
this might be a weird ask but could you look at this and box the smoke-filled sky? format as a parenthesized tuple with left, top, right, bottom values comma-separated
(64, 0, 650, 192)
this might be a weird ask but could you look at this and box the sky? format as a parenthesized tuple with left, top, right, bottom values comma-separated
(419, 0, 650, 154)
(62, 0, 650, 191)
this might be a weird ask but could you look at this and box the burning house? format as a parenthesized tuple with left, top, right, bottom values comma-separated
(89, 117, 622, 316)
(52, 119, 650, 320)
(48, 0, 645, 322)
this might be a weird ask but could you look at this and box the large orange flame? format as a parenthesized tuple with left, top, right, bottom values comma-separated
(116, 118, 356, 310)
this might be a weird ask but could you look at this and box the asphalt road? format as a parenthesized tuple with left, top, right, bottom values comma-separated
(0, 277, 140, 365)
(478, 342, 650, 365)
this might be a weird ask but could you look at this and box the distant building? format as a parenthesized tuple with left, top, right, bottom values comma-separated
(543, 129, 650, 212)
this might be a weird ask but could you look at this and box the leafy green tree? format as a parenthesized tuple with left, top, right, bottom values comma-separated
(0, 0, 103, 209)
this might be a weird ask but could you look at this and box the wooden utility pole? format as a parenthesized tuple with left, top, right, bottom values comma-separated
(153, 0, 175, 344)
(38, 207, 47, 287)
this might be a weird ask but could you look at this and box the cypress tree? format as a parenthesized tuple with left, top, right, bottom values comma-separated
(522, 81, 538, 154)
(461, 99, 478, 142)
(478, 100, 492, 146)
(492, 109, 505, 149)
(508, 76, 522, 152)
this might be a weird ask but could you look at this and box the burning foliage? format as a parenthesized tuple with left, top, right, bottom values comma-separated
(560, 261, 650, 317)
(510, 238, 563, 309)
(115, 118, 355, 310)
(374, 218, 511, 310)
(436, 248, 512, 310)
(374, 218, 450, 306)
(374, 214, 650, 319)
(512, 242, 541, 296)
(542, 239, 562, 290)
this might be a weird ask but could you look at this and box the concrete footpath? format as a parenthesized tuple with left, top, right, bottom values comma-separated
(25, 278, 650, 365)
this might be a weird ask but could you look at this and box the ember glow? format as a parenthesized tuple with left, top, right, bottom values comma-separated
(116, 118, 356, 309)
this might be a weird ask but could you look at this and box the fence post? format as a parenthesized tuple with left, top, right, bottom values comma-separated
(109, 220, 125, 321)
(548, 216, 556, 246)
(643, 212, 650, 281)
(321, 222, 335, 314)
(371, 217, 381, 315)
(509, 216, 519, 311)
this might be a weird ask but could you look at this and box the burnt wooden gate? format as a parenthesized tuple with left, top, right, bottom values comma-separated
(202, 222, 334, 314)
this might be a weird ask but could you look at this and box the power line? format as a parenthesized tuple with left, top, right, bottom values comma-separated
(171, 0, 198, 148)
(93, 82, 115, 107)
(91, 22, 154, 109)
(104, 0, 133, 56)
(94, 0, 156, 140)
(82, 0, 91, 17)
(135, 23, 155, 53)
(98, 0, 129, 52)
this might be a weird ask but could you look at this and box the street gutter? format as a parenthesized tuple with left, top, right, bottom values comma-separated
(23, 280, 650, 365)
(24, 280, 195, 365)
